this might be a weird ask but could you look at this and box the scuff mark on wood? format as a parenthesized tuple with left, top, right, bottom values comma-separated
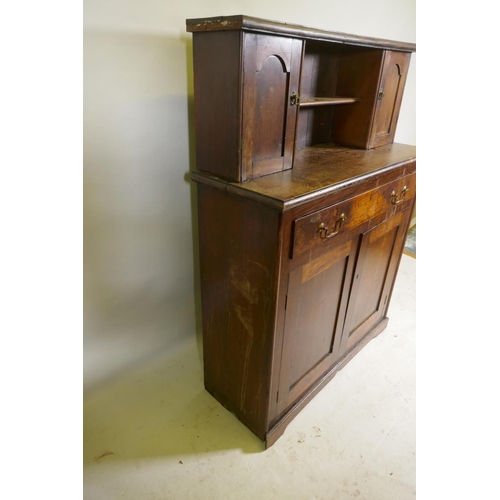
(230, 263, 259, 304)
(234, 304, 254, 408)
(94, 451, 114, 462)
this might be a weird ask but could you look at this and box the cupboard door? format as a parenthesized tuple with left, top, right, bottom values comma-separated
(369, 51, 410, 148)
(242, 34, 302, 181)
(277, 238, 357, 415)
(339, 208, 411, 355)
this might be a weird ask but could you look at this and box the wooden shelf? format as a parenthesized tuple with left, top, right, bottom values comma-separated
(299, 97, 360, 107)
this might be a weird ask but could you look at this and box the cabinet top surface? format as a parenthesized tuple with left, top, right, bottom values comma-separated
(192, 143, 416, 211)
(186, 15, 416, 52)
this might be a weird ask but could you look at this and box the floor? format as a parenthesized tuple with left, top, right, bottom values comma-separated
(404, 225, 416, 258)
(84, 254, 416, 500)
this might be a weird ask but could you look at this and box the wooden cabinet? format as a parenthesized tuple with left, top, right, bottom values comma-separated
(187, 16, 416, 448)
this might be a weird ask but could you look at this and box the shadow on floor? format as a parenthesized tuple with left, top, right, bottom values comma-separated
(83, 335, 264, 465)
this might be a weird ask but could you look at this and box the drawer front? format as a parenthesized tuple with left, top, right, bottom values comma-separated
(292, 173, 415, 258)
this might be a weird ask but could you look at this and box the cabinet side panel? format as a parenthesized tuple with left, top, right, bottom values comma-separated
(193, 31, 242, 181)
(197, 184, 281, 438)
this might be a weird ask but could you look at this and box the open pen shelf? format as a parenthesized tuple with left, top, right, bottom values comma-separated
(299, 97, 360, 107)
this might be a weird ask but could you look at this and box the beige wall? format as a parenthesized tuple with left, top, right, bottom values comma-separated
(83, 0, 416, 390)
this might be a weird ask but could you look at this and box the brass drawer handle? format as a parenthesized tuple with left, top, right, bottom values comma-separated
(390, 186, 409, 205)
(290, 91, 300, 106)
(318, 213, 347, 239)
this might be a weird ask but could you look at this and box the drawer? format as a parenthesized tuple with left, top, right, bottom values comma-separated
(292, 173, 415, 258)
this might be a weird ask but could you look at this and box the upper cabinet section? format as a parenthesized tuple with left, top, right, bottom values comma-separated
(191, 30, 302, 182)
(187, 16, 415, 183)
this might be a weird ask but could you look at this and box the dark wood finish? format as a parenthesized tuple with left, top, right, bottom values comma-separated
(186, 15, 416, 53)
(341, 208, 412, 353)
(331, 47, 385, 148)
(369, 51, 411, 148)
(192, 149, 415, 445)
(332, 47, 411, 149)
(276, 238, 356, 415)
(292, 172, 416, 258)
(192, 143, 416, 211)
(190, 18, 414, 182)
(191, 30, 303, 182)
(197, 184, 282, 439)
(242, 34, 303, 179)
(296, 40, 341, 150)
(301, 40, 341, 99)
(192, 31, 242, 180)
(296, 107, 334, 149)
(187, 16, 416, 448)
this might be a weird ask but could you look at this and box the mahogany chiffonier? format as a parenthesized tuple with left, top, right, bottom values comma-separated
(186, 15, 416, 448)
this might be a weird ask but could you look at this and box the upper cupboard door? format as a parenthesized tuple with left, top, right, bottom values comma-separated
(242, 34, 303, 181)
(370, 51, 410, 148)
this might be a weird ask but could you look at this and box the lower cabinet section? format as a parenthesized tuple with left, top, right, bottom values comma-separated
(194, 165, 415, 448)
(276, 207, 412, 425)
